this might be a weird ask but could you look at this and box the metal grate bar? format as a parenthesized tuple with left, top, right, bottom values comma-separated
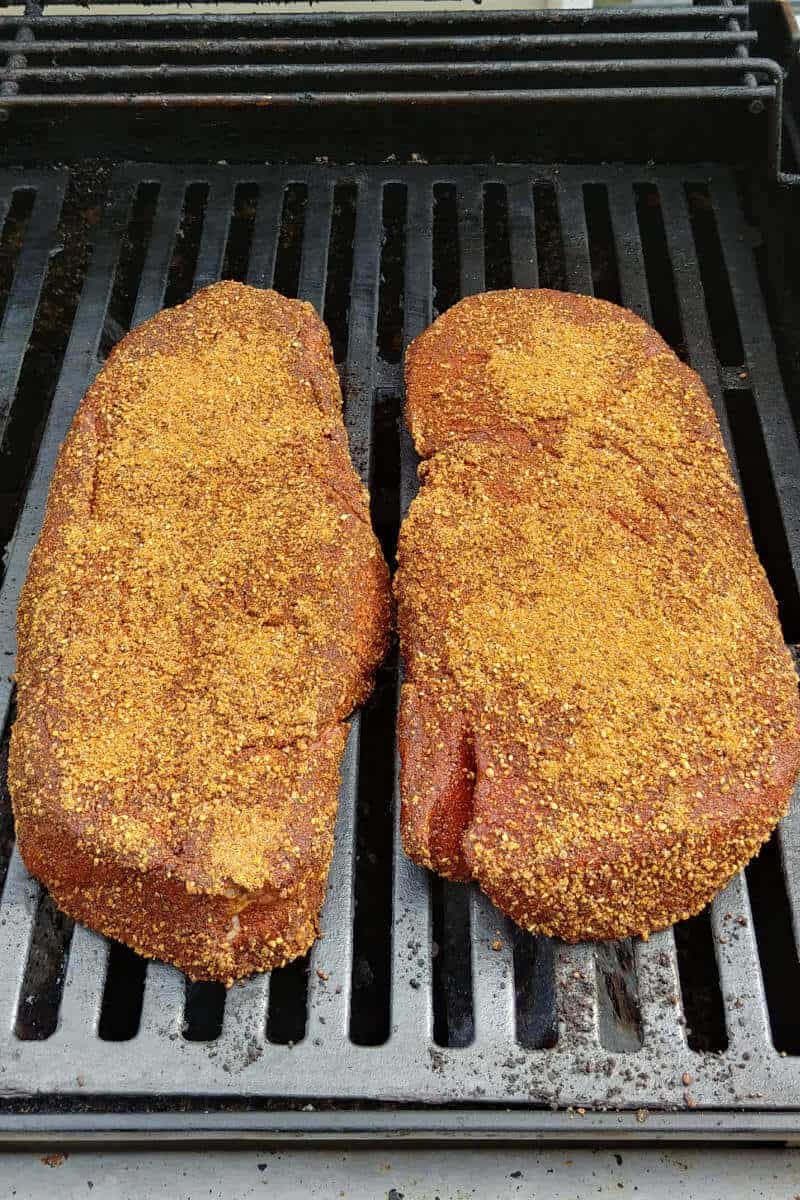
(306, 724, 360, 1042)
(711, 874, 773, 1052)
(222, 972, 269, 1047)
(5, 58, 771, 84)
(506, 177, 539, 290)
(554, 942, 599, 1050)
(297, 178, 334, 312)
(469, 894, 516, 1047)
(456, 176, 484, 299)
(56, 925, 108, 1041)
(0, 86, 777, 111)
(389, 745, 434, 1046)
(605, 174, 684, 1053)
(129, 178, 187, 328)
(191, 176, 235, 293)
(137, 962, 185, 1041)
(654, 178, 734, 456)
(342, 176, 383, 482)
(400, 178, 433, 387)
(245, 183, 283, 291)
(390, 176, 433, 1045)
(7, 9, 753, 26)
(778, 799, 800, 959)
(635, 931, 687, 1053)
(556, 177, 594, 298)
(0, 31, 759, 59)
(606, 179, 654, 323)
(454, 177, 517, 1045)
(0, 180, 65, 443)
(549, 178, 600, 1051)
(307, 179, 384, 1044)
(0, 848, 40, 1034)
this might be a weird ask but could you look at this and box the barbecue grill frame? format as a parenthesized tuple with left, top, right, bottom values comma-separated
(0, 158, 799, 1143)
(0, 4, 798, 182)
(0, 1, 799, 1148)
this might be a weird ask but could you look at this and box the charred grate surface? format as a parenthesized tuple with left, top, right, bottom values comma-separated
(0, 163, 797, 1121)
(0, 7, 762, 106)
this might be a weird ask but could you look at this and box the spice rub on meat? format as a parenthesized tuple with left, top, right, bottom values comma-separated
(396, 288, 800, 942)
(9, 282, 390, 984)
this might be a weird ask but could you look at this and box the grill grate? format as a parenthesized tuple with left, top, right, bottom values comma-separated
(0, 9, 772, 107)
(0, 162, 798, 1127)
(7, 8, 798, 188)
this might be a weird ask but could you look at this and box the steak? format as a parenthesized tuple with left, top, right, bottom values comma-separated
(10, 282, 390, 983)
(396, 288, 800, 942)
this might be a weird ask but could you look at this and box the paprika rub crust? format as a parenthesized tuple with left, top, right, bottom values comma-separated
(396, 288, 800, 942)
(9, 282, 390, 984)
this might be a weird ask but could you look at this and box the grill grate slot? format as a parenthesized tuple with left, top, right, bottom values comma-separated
(184, 981, 225, 1043)
(221, 181, 258, 286)
(98, 942, 146, 1042)
(350, 651, 396, 1048)
(431, 182, 459, 319)
(272, 183, 307, 302)
(674, 911, 728, 1052)
(163, 180, 208, 309)
(746, 835, 800, 1054)
(425, 177, 476, 1050)
(431, 880, 474, 1049)
(583, 183, 623, 306)
(457, 176, 518, 1050)
(633, 182, 686, 359)
(533, 182, 565, 291)
(376, 183, 405, 366)
(15, 891, 72, 1042)
(0, 163, 796, 1120)
(390, 177, 434, 1052)
(0, 190, 35, 332)
(482, 182, 512, 293)
(503, 176, 555, 1050)
(323, 181, 357, 366)
(0, 717, 15, 898)
(724, 387, 800, 641)
(684, 182, 745, 368)
(101, 180, 159, 356)
(512, 928, 557, 1050)
(349, 190, 402, 1047)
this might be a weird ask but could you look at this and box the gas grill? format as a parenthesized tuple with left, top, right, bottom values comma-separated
(0, 0, 799, 1147)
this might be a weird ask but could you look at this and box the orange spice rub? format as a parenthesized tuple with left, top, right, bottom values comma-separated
(396, 288, 800, 942)
(9, 282, 390, 983)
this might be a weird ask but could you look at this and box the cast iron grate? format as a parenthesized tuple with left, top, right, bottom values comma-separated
(0, 162, 798, 1118)
(0, 7, 773, 106)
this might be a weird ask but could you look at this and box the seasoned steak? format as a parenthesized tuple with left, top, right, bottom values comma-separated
(10, 282, 390, 983)
(396, 288, 800, 942)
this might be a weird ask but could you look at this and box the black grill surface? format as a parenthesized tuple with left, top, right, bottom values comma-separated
(0, 162, 798, 1140)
